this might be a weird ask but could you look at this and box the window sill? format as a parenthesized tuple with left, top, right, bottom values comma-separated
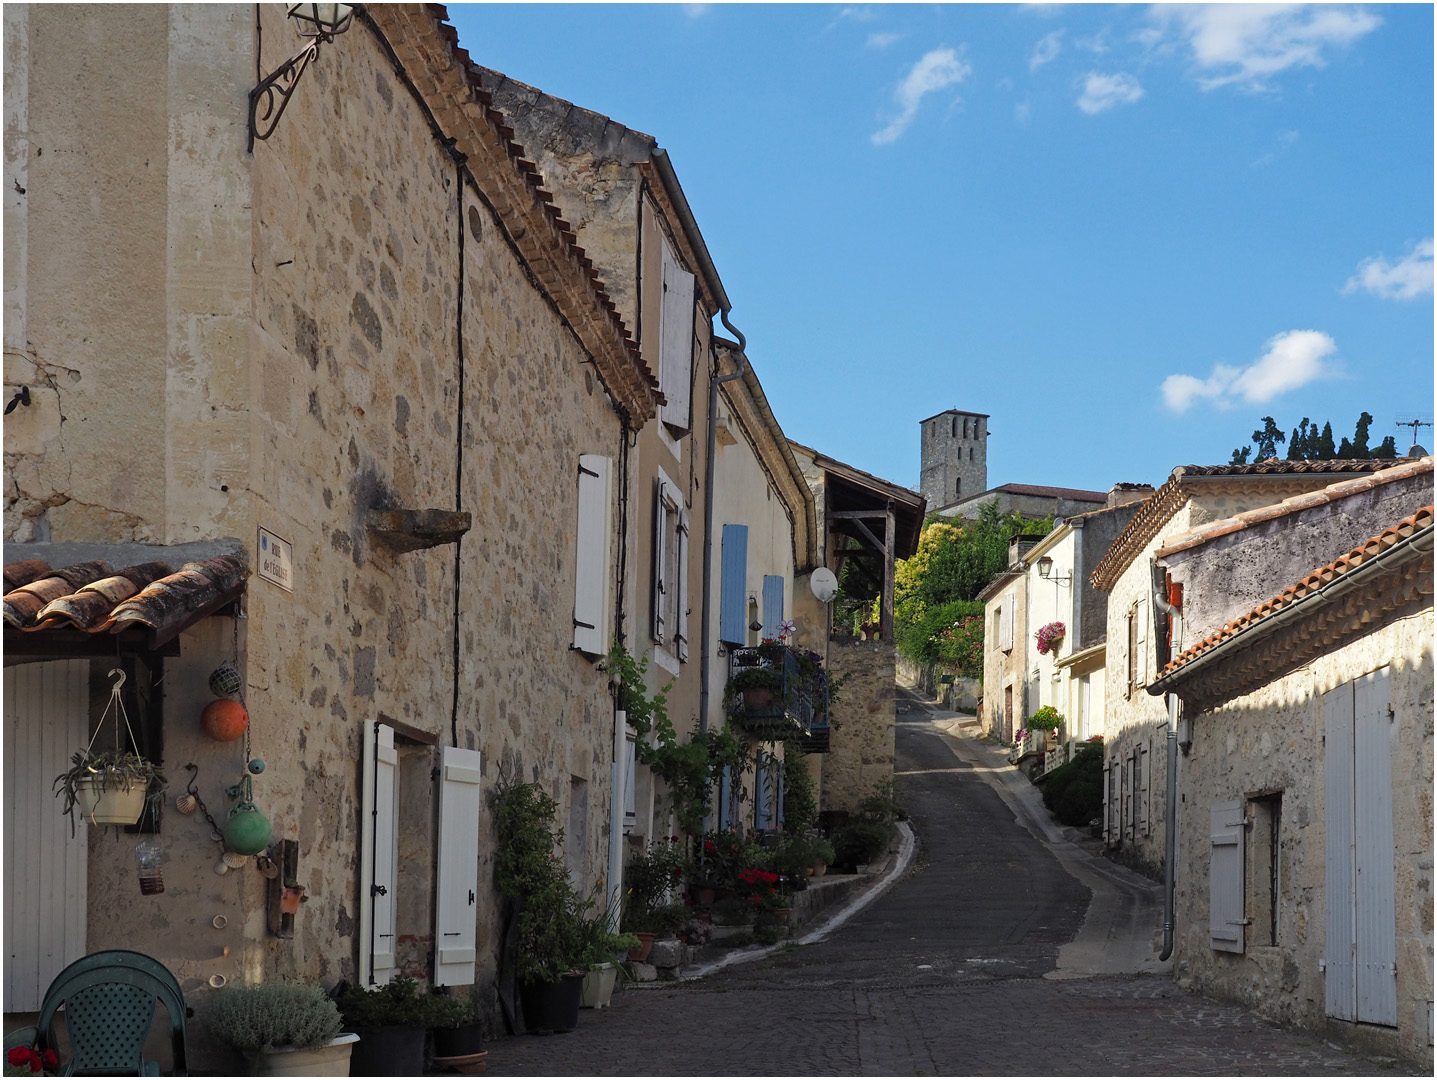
(652, 646, 680, 676)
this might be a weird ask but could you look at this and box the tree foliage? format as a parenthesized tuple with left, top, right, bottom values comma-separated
(1233, 411, 1398, 464)
(893, 502, 1051, 668)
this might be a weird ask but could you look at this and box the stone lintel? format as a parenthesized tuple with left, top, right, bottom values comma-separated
(366, 509, 472, 553)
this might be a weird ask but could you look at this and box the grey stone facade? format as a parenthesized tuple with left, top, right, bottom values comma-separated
(919, 410, 987, 510)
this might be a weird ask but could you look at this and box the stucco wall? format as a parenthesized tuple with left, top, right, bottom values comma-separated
(1174, 611, 1433, 1069)
(981, 572, 1027, 741)
(823, 640, 896, 813)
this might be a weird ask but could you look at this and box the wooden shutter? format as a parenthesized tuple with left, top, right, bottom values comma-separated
(368, 723, 399, 984)
(1353, 668, 1397, 1025)
(1140, 744, 1151, 837)
(572, 454, 612, 655)
(652, 478, 670, 644)
(1135, 598, 1148, 686)
(717, 766, 732, 831)
(762, 575, 784, 640)
(434, 746, 482, 985)
(1209, 799, 1246, 953)
(754, 760, 771, 831)
(659, 239, 696, 433)
(1121, 753, 1132, 840)
(719, 524, 748, 644)
(1101, 761, 1111, 843)
(3, 660, 89, 1011)
(623, 728, 637, 830)
(1324, 681, 1357, 1020)
(1000, 590, 1015, 651)
(674, 504, 690, 661)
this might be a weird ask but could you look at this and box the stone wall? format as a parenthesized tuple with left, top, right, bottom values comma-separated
(1174, 611, 1433, 1070)
(822, 640, 896, 813)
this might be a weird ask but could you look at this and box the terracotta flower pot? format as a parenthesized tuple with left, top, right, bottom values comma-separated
(742, 688, 774, 710)
(627, 931, 655, 963)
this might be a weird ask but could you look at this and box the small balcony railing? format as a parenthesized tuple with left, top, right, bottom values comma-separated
(727, 645, 816, 742)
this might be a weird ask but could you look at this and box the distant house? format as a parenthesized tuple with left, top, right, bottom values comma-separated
(937, 483, 1114, 523)
(1146, 467, 1432, 1070)
(1090, 459, 1427, 880)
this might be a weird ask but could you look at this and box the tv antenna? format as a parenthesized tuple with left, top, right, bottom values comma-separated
(1395, 414, 1433, 453)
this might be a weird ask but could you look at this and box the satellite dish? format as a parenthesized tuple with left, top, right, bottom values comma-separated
(809, 567, 839, 604)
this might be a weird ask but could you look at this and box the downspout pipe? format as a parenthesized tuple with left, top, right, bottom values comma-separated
(1159, 691, 1179, 962)
(699, 323, 747, 734)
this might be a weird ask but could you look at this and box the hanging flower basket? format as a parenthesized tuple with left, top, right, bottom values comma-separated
(72, 776, 150, 826)
(1035, 622, 1066, 655)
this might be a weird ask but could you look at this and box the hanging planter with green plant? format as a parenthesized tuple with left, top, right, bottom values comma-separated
(53, 668, 165, 834)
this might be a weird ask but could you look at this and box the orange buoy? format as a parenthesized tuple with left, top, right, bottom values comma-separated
(201, 698, 249, 741)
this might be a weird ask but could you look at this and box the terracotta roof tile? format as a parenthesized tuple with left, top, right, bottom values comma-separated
(2, 556, 246, 637)
(1091, 458, 1425, 590)
(1159, 505, 1434, 677)
(1155, 458, 1433, 561)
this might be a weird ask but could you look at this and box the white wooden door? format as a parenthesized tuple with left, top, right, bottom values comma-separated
(4, 660, 90, 1010)
(434, 746, 482, 986)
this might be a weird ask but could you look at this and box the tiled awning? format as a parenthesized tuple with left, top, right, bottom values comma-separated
(3, 555, 246, 653)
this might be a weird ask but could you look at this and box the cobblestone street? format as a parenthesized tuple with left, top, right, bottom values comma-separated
(485, 699, 1416, 1076)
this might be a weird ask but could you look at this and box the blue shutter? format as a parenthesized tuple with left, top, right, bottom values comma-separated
(718, 766, 732, 830)
(720, 525, 748, 645)
(762, 575, 784, 640)
(754, 761, 771, 831)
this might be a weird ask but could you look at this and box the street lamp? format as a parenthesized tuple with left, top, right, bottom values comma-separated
(248, 4, 356, 150)
(1036, 556, 1071, 586)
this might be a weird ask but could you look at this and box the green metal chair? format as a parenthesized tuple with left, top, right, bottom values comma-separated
(2, 950, 188, 1076)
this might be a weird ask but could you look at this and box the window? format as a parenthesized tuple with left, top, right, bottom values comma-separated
(651, 471, 690, 660)
(969, 447, 974, 461)
(1248, 793, 1281, 947)
(951, 416, 958, 439)
(658, 238, 695, 435)
(571, 455, 613, 655)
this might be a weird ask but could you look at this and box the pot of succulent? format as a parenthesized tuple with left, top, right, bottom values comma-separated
(54, 749, 165, 831)
(335, 977, 445, 1076)
(575, 907, 638, 1010)
(207, 981, 356, 1077)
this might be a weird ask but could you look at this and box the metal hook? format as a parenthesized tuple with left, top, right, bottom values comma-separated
(108, 667, 127, 691)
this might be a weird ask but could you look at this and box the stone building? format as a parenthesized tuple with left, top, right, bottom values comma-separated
(937, 482, 1112, 523)
(789, 443, 925, 813)
(1, 2, 687, 1055)
(1089, 458, 1430, 882)
(919, 409, 987, 510)
(1146, 479, 1433, 1070)
(977, 534, 1042, 744)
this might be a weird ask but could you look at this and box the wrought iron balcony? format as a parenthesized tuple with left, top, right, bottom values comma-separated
(726, 645, 816, 742)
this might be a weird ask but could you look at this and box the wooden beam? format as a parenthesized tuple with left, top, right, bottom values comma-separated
(881, 500, 896, 643)
(845, 517, 886, 553)
(828, 510, 889, 521)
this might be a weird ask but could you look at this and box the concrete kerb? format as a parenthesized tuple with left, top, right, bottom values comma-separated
(680, 820, 917, 981)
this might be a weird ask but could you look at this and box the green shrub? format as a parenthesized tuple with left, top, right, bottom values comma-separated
(208, 982, 342, 1055)
(780, 743, 818, 835)
(832, 821, 893, 865)
(336, 976, 468, 1030)
(1040, 742, 1104, 828)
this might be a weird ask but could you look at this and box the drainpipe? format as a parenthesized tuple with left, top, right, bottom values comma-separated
(698, 310, 747, 734)
(1159, 690, 1179, 961)
(606, 703, 627, 930)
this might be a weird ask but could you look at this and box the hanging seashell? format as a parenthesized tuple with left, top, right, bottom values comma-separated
(175, 793, 198, 815)
(222, 850, 250, 869)
(209, 664, 244, 699)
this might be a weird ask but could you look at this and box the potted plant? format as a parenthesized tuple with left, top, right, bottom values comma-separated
(729, 664, 784, 712)
(491, 781, 588, 1034)
(574, 905, 638, 1009)
(54, 749, 165, 832)
(334, 976, 438, 1076)
(423, 990, 481, 1064)
(207, 981, 357, 1077)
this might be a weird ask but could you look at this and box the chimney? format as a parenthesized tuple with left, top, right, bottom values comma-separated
(1107, 482, 1155, 509)
(1008, 533, 1044, 567)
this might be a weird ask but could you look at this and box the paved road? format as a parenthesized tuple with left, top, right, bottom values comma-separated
(484, 695, 1413, 1076)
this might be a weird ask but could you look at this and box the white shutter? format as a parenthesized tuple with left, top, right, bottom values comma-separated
(1000, 591, 1015, 652)
(1121, 753, 1132, 840)
(674, 501, 690, 661)
(1353, 667, 1397, 1026)
(1324, 681, 1357, 1020)
(1209, 799, 1246, 953)
(572, 454, 612, 655)
(652, 478, 670, 644)
(659, 239, 696, 433)
(369, 724, 399, 984)
(434, 746, 483, 986)
(1135, 598, 1148, 686)
(623, 727, 637, 829)
(4, 660, 89, 1011)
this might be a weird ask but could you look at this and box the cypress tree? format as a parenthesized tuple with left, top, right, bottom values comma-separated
(1316, 422, 1336, 458)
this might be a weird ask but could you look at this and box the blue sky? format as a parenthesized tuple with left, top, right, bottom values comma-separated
(448, 3, 1434, 495)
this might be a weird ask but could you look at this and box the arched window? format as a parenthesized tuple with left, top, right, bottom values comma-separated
(969, 447, 974, 461)
(952, 416, 958, 439)
(963, 417, 969, 439)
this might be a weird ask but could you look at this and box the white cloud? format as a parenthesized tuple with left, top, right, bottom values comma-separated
(1015, 102, 1032, 124)
(1075, 28, 1110, 54)
(683, 3, 710, 16)
(1076, 72, 1144, 114)
(1030, 30, 1064, 70)
(1251, 128, 1299, 167)
(1155, 4, 1382, 91)
(867, 31, 900, 49)
(1161, 330, 1338, 413)
(839, 5, 875, 21)
(871, 48, 972, 146)
(1344, 238, 1435, 301)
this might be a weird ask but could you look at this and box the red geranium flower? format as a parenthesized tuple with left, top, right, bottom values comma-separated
(8, 1048, 31, 1067)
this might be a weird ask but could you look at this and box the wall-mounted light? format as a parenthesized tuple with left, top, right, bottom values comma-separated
(1037, 556, 1072, 586)
(248, 4, 355, 151)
